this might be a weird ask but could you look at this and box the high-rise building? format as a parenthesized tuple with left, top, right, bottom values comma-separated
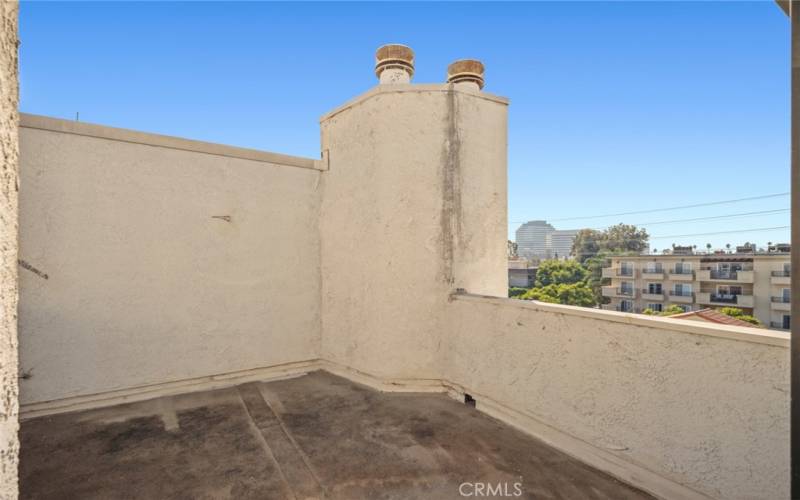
(549, 229, 580, 260)
(515, 220, 554, 259)
(515, 221, 579, 260)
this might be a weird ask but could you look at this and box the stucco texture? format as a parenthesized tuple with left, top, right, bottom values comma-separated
(14, 80, 792, 499)
(0, 2, 18, 498)
(319, 86, 508, 380)
(18, 127, 322, 404)
(446, 296, 790, 500)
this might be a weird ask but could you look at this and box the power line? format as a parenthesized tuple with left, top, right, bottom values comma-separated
(509, 192, 789, 225)
(544, 226, 790, 258)
(649, 225, 790, 240)
(594, 208, 789, 229)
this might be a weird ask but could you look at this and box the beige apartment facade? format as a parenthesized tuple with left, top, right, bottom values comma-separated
(602, 252, 792, 330)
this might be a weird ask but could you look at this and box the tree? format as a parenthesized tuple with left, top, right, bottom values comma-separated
(508, 287, 527, 298)
(583, 255, 609, 305)
(571, 229, 603, 263)
(572, 224, 649, 264)
(520, 283, 596, 307)
(535, 259, 588, 287)
(660, 305, 686, 316)
(725, 243, 731, 253)
(706, 243, 712, 253)
(570, 223, 649, 306)
(717, 307, 762, 326)
(643, 305, 686, 316)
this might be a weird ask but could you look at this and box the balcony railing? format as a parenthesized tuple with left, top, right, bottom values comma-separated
(617, 288, 635, 296)
(668, 269, 694, 278)
(669, 290, 693, 297)
(709, 293, 738, 304)
(772, 296, 791, 303)
(708, 271, 739, 280)
(601, 268, 636, 279)
(770, 321, 790, 330)
(641, 289, 664, 296)
(771, 270, 791, 277)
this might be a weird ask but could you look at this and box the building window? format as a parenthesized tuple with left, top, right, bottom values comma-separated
(648, 303, 663, 312)
(620, 262, 634, 276)
(717, 285, 742, 296)
(645, 262, 662, 273)
(673, 283, 692, 296)
(620, 300, 634, 312)
(784, 315, 791, 330)
(673, 262, 692, 274)
(647, 283, 662, 294)
(677, 304, 691, 312)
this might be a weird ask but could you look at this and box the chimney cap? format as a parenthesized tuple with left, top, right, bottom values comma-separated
(375, 44, 415, 79)
(447, 59, 485, 90)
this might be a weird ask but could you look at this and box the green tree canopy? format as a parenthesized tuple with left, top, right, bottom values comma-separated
(520, 283, 596, 307)
(642, 305, 686, 317)
(535, 259, 588, 287)
(717, 307, 762, 326)
(572, 224, 649, 264)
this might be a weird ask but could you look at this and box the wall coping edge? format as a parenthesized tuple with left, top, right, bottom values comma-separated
(452, 293, 790, 348)
(20, 113, 324, 171)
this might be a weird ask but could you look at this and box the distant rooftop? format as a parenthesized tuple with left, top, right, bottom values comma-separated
(669, 308, 759, 328)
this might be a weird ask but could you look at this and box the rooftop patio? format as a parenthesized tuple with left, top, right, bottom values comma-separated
(1, 33, 791, 500)
(20, 371, 649, 500)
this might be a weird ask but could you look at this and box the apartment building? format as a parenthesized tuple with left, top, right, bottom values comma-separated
(508, 259, 538, 287)
(601, 251, 791, 330)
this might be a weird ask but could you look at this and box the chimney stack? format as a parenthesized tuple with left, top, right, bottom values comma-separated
(447, 59, 485, 91)
(375, 44, 414, 84)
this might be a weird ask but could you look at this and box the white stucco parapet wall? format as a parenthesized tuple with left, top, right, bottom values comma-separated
(20, 114, 327, 171)
(446, 294, 789, 500)
(452, 293, 789, 347)
(18, 115, 324, 406)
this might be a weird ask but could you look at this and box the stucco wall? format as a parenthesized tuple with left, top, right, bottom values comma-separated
(0, 2, 18, 498)
(18, 118, 322, 404)
(319, 85, 507, 380)
(445, 294, 790, 500)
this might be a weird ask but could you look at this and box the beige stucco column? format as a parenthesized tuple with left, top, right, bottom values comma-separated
(0, 1, 19, 498)
(318, 47, 507, 382)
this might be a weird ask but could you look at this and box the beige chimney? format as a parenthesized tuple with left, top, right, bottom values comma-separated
(374, 44, 414, 84)
(447, 59, 485, 91)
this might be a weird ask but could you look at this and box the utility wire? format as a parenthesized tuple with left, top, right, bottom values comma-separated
(508, 207, 789, 227)
(648, 226, 790, 240)
(509, 192, 789, 224)
(592, 208, 789, 229)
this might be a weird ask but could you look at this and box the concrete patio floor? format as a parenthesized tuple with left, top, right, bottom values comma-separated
(20, 371, 652, 499)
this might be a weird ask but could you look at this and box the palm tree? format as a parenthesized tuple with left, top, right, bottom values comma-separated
(706, 243, 712, 253)
(725, 243, 731, 253)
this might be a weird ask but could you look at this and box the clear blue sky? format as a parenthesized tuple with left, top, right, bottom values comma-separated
(19, 1, 790, 251)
